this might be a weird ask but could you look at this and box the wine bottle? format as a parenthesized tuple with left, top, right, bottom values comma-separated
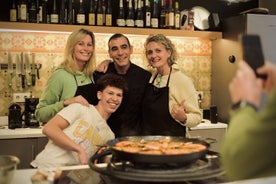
(88, 0, 96, 25)
(29, 0, 38, 23)
(17, 0, 28, 22)
(68, 0, 76, 24)
(174, 0, 180, 29)
(96, 0, 104, 26)
(159, 0, 166, 28)
(50, 0, 59, 24)
(135, 0, 143, 27)
(10, 0, 17, 22)
(59, 0, 68, 24)
(39, 0, 48, 23)
(105, 0, 112, 26)
(144, 0, 151, 28)
(76, 0, 86, 24)
(126, 0, 134, 27)
(166, 0, 174, 29)
(116, 0, 125, 27)
(151, 0, 159, 28)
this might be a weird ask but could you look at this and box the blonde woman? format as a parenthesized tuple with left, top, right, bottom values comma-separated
(141, 34, 201, 136)
(35, 28, 97, 123)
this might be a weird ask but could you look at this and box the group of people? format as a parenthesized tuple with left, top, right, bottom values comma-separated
(31, 28, 276, 182)
(32, 28, 201, 168)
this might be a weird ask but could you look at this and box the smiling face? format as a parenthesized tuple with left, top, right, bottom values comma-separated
(108, 36, 133, 69)
(73, 34, 94, 70)
(146, 41, 171, 69)
(97, 86, 123, 114)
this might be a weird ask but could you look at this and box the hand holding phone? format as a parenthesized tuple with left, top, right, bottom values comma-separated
(241, 34, 267, 79)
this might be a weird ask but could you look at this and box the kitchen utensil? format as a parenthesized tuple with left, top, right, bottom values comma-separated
(25, 53, 31, 87)
(31, 53, 36, 86)
(106, 135, 209, 164)
(7, 53, 13, 88)
(15, 54, 21, 88)
(20, 52, 26, 89)
(0, 155, 20, 184)
(191, 6, 210, 30)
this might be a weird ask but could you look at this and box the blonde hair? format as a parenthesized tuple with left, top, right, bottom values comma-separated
(60, 28, 96, 76)
(144, 34, 177, 66)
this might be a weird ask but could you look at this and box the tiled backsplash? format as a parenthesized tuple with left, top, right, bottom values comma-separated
(0, 30, 212, 116)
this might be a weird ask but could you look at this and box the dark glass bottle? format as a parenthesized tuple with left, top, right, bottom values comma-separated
(126, 0, 134, 27)
(88, 0, 96, 25)
(174, 0, 180, 29)
(135, 0, 143, 27)
(29, 0, 38, 23)
(159, 0, 166, 28)
(50, 0, 59, 23)
(151, 0, 159, 28)
(144, 0, 151, 27)
(39, 0, 48, 23)
(96, 0, 104, 26)
(116, 0, 125, 27)
(10, 0, 17, 22)
(166, 0, 174, 29)
(68, 0, 76, 24)
(76, 0, 86, 24)
(17, 0, 28, 22)
(59, 0, 68, 24)
(105, 0, 112, 26)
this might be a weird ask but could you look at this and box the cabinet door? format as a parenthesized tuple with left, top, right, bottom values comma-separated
(0, 138, 37, 169)
(37, 137, 48, 154)
(188, 128, 226, 152)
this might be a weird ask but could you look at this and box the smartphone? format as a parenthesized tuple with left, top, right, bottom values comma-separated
(241, 34, 267, 79)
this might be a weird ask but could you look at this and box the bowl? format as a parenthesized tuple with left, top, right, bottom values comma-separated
(0, 155, 20, 184)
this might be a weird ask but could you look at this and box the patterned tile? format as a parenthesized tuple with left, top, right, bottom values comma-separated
(0, 31, 212, 115)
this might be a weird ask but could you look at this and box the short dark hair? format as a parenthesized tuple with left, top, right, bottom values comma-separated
(108, 33, 131, 50)
(96, 74, 128, 93)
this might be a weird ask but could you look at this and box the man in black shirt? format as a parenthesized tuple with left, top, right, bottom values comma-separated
(94, 33, 151, 137)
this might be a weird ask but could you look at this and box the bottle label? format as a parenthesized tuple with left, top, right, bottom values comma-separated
(19, 4, 27, 21)
(77, 14, 85, 24)
(50, 14, 59, 23)
(105, 14, 112, 26)
(89, 14, 96, 25)
(168, 12, 174, 27)
(175, 14, 180, 29)
(39, 5, 43, 22)
(126, 19, 134, 27)
(145, 12, 151, 27)
(117, 19, 125, 27)
(97, 14, 103, 26)
(151, 18, 158, 28)
(135, 20, 143, 27)
(10, 9, 17, 22)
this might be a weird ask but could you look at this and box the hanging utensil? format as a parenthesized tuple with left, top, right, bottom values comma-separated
(21, 52, 26, 89)
(25, 53, 31, 87)
(31, 53, 36, 86)
(15, 53, 21, 88)
(7, 53, 13, 88)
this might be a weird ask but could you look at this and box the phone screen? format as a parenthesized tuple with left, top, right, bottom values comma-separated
(241, 34, 267, 79)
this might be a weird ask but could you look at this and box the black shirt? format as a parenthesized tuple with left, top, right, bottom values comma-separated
(94, 62, 151, 137)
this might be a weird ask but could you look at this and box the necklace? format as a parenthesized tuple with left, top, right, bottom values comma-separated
(156, 74, 162, 87)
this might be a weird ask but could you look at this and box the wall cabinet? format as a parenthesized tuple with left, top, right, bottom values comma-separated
(0, 137, 48, 169)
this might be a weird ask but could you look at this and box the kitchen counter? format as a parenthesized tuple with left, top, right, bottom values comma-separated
(0, 120, 227, 140)
(191, 120, 228, 130)
(0, 126, 45, 139)
(11, 165, 276, 184)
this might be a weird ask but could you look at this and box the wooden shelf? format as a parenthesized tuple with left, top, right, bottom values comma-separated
(0, 21, 222, 40)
